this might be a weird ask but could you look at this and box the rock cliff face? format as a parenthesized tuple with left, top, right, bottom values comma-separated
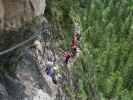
(0, 27, 69, 100)
(0, 0, 46, 31)
(0, 0, 77, 100)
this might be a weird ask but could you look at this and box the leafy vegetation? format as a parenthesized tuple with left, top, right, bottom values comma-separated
(0, 0, 132, 99)
(72, 0, 133, 100)
(46, 0, 133, 100)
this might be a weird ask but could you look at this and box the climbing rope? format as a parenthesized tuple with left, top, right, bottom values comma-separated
(0, 33, 39, 56)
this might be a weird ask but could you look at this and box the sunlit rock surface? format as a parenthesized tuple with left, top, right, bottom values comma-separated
(0, 0, 46, 31)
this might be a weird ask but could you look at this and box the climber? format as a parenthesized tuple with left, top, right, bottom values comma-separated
(46, 56, 58, 83)
(47, 58, 54, 66)
(46, 66, 57, 84)
(64, 51, 72, 64)
(71, 32, 78, 56)
(32, 40, 43, 56)
(46, 67, 54, 77)
(74, 23, 81, 41)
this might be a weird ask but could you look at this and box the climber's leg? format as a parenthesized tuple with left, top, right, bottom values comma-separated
(64, 59, 68, 64)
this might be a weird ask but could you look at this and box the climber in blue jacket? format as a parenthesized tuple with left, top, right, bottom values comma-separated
(46, 67, 54, 77)
(46, 66, 57, 84)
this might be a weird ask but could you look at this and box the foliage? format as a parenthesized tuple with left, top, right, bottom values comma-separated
(0, 0, 132, 99)
(70, 0, 133, 100)
(45, 0, 80, 49)
(46, 0, 133, 99)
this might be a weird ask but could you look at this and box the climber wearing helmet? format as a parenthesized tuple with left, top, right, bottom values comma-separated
(71, 32, 78, 56)
(46, 56, 57, 84)
(46, 66, 57, 84)
(64, 51, 72, 64)
(46, 67, 54, 77)
(74, 23, 81, 41)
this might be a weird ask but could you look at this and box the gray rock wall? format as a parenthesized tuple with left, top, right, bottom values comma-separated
(0, 0, 46, 31)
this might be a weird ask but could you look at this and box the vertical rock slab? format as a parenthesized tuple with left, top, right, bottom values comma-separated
(0, 0, 46, 31)
(0, 0, 4, 30)
(30, 0, 46, 16)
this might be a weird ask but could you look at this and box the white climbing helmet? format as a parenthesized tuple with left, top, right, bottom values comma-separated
(33, 40, 43, 52)
(34, 40, 41, 46)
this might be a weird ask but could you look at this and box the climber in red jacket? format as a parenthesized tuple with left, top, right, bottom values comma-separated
(64, 51, 72, 64)
(71, 32, 78, 56)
